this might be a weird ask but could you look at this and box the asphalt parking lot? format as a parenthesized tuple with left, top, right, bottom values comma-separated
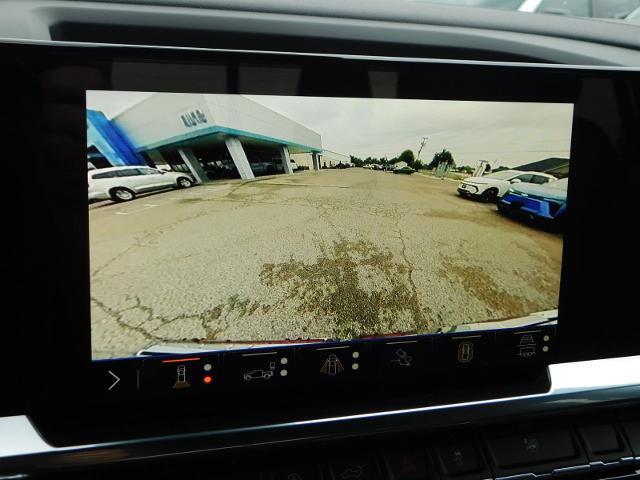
(90, 168, 563, 359)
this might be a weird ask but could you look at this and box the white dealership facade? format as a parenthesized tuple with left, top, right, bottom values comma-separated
(87, 92, 327, 183)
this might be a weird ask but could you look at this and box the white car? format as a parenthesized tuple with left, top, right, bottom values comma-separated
(88, 166, 195, 202)
(457, 170, 556, 202)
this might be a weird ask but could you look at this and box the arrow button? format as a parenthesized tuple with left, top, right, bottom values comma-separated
(93, 362, 140, 394)
(107, 370, 120, 391)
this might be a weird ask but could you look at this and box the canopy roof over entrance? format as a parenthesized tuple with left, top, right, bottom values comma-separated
(112, 93, 323, 154)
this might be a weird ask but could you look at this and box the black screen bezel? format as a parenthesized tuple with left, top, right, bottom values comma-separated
(4, 41, 640, 434)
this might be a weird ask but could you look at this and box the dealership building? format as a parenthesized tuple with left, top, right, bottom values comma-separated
(87, 93, 327, 182)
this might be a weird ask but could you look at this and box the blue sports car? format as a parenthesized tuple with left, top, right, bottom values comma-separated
(498, 178, 568, 229)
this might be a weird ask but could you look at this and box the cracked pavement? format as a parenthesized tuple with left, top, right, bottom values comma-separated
(89, 169, 563, 359)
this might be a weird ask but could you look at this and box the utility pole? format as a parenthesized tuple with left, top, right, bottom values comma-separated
(416, 136, 428, 165)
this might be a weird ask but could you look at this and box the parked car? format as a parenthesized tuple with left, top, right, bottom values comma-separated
(457, 170, 556, 202)
(336, 162, 349, 169)
(249, 162, 276, 174)
(88, 166, 195, 203)
(252, 160, 305, 174)
(498, 177, 568, 229)
(393, 166, 416, 174)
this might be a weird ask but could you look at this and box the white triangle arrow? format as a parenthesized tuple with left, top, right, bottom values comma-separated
(108, 370, 120, 391)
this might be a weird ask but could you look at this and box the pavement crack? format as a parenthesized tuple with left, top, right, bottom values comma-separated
(91, 231, 159, 279)
(315, 203, 346, 241)
(91, 296, 160, 342)
(90, 170, 563, 357)
(393, 209, 428, 327)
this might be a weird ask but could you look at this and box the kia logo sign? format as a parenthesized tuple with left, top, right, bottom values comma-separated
(181, 109, 208, 128)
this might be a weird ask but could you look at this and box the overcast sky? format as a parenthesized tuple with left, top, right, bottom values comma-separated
(88, 91, 573, 168)
(247, 95, 573, 168)
(87, 90, 154, 119)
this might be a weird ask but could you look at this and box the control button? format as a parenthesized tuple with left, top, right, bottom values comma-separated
(621, 421, 640, 458)
(107, 370, 120, 391)
(271, 465, 321, 480)
(486, 429, 582, 471)
(143, 354, 218, 392)
(330, 457, 379, 480)
(436, 334, 494, 368)
(385, 450, 432, 480)
(300, 343, 367, 382)
(578, 424, 632, 463)
(596, 473, 640, 480)
(224, 349, 294, 387)
(496, 327, 555, 361)
(378, 337, 432, 374)
(434, 443, 481, 476)
(227, 471, 265, 480)
(93, 361, 140, 394)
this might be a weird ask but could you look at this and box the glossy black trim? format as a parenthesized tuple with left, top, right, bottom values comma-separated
(2, 382, 640, 476)
(1, 41, 639, 444)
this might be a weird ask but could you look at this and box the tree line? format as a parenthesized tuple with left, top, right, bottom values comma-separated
(350, 149, 460, 171)
(349, 149, 508, 174)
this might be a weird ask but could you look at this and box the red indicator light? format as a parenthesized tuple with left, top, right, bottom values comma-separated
(161, 357, 201, 364)
(203, 375, 213, 384)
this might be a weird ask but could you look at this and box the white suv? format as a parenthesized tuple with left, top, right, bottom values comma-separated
(88, 166, 195, 203)
(457, 170, 556, 202)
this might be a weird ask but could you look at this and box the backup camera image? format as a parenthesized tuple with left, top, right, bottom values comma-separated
(87, 91, 572, 360)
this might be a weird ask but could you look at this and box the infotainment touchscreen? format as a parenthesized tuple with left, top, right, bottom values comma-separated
(87, 91, 572, 360)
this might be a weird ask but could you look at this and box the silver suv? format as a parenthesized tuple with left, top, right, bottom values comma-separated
(88, 166, 195, 203)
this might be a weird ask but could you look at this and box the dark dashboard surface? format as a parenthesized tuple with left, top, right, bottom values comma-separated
(2, 0, 640, 477)
(1, 357, 639, 477)
(2, 0, 640, 65)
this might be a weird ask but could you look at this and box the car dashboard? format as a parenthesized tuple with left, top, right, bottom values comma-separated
(1, 356, 639, 477)
(1, 0, 640, 478)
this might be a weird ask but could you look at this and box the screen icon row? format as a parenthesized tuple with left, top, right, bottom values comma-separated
(94, 326, 555, 394)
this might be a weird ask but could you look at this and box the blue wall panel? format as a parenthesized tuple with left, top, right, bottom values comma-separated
(87, 110, 145, 166)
